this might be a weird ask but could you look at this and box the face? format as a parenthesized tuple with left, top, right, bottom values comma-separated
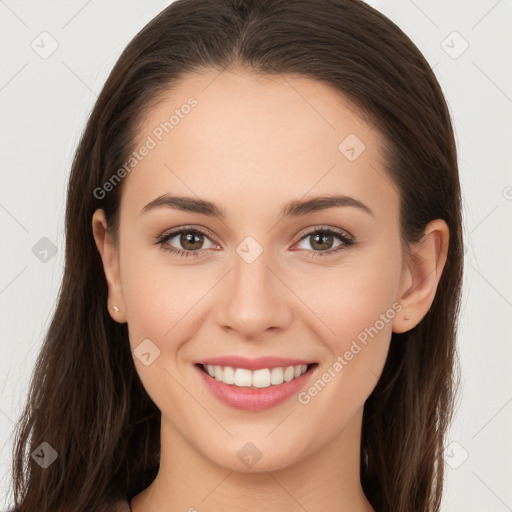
(95, 68, 414, 472)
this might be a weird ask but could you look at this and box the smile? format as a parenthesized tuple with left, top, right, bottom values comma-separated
(200, 363, 311, 388)
(194, 360, 319, 411)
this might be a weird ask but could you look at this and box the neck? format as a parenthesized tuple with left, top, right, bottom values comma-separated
(131, 406, 374, 512)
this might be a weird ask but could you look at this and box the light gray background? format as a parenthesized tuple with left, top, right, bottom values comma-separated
(1, 1, 511, 510)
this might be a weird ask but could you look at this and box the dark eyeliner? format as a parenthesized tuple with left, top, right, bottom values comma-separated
(296, 226, 356, 259)
(155, 225, 356, 259)
(155, 226, 213, 259)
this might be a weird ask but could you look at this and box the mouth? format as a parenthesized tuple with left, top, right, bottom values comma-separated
(193, 361, 319, 411)
(196, 362, 318, 389)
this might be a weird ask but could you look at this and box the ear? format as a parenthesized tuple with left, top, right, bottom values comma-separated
(92, 209, 127, 323)
(392, 219, 449, 334)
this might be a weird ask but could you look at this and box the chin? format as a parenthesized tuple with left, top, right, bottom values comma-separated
(198, 435, 311, 474)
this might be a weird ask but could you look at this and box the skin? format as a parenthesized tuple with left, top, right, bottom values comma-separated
(92, 67, 449, 512)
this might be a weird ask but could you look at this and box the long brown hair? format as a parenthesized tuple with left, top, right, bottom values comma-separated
(10, 1, 463, 511)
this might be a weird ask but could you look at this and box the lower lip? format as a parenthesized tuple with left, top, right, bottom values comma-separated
(194, 364, 317, 411)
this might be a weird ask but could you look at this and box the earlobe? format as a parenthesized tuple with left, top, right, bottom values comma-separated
(91, 209, 127, 323)
(392, 219, 449, 334)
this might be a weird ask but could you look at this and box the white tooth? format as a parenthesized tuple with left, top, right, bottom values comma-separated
(270, 367, 284, 385)
(204, 363, 309, 386)
(234, 368, 252, 387)
(214, 366, 223, 381)
(223, 366, 235, 384)
(283, 366, 295, 382)
(252, 369, 271, 388)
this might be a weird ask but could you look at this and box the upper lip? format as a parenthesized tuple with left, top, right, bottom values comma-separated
(195, 356, 315, 371)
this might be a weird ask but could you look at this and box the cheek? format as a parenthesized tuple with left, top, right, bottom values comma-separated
(119, 238, 208, 341)
(118, 253, 201, 409)
(300, 254, 400, 342)
(332, 273, 398, 348)
(295, 251, 402, 398)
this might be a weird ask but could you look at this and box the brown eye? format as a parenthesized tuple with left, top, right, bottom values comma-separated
(178, 231, 205, 251)
(157, 227, 217, 258)
(295, 227, 355, 257)
(309, 232, 335, 251)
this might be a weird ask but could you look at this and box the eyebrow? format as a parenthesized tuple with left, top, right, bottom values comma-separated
(140, 193, 374, 219)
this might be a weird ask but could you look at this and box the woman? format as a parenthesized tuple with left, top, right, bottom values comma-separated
(10, 0, 463, 511)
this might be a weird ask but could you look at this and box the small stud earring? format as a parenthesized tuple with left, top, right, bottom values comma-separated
(111, 304, 120, 313)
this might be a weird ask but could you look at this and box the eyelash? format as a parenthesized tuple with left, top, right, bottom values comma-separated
(155, 225, 356, 259)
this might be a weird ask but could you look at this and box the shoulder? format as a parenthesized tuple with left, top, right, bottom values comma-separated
(4, 500, 131, 512)
(112, 499, 131, 511)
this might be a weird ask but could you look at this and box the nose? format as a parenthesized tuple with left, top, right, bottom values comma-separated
(214, 246, 294, 340)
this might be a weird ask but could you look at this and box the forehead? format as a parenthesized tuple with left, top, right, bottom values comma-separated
(123, 68, 398, 223)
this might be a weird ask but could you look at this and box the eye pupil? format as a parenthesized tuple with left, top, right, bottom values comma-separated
(181, 232, 203, 250)
(311, 232, 333, 251)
